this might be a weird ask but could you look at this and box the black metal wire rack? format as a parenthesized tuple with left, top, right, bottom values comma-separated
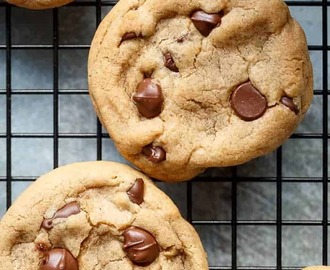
(0, 0, 328, 269)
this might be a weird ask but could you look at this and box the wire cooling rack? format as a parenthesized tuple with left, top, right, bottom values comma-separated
(0, 0, 328, 269)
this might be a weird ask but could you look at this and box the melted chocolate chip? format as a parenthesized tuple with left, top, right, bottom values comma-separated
(121, 32, 137, 43)
(281, 96, 299, 115)
(127, 178, 144, 205)
(42, 202, 80, 230)
(123, 227, 159, 266)
(42, 219, 54, 230)
(177, 34, 187, 43)
(231, 82, 268, 121)
(40, 248, 78, 270)
(142, 145, 166, 163)
(164, 53, 179, 72)
(143, 72, 153, 79)
(133, 79, 163, 119)
(191, 10, 221, 37)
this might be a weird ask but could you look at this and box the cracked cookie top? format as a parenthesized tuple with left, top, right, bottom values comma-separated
(88, 0, 313, 181)
(0, 161, 208, 270)
(6, 0, 73, 9)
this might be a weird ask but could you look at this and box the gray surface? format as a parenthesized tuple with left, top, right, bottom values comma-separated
(0, 1, 328, 268)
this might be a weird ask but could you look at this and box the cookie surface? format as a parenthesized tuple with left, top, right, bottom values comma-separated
(0, 161, 208, 269)
(6, 0, 73, 9)
(88, 0, 313, 182)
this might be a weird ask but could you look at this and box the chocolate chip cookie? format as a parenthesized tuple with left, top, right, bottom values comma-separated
(0, 162, 208, 269)
(6, 0, 73, 9)
(88, 0, 313, 181)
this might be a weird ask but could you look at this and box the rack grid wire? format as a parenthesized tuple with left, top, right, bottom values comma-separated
(0, 0, 328, 269)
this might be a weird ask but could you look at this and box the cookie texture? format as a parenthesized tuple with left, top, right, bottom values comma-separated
(88, 0, 313, 182)
(0, 161, 208, 269)
(6, 0, 73, 9)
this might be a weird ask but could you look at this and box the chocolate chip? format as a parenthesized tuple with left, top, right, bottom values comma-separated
(42, 202, 80, 230)
(143, 72, 153, 79)
(42, 219, 53, 230)
(164, 53, 179, 72)
(40, 248, 78, 270)
(121, 32, 137, 43)
(281, 96, 299, 115)
(191, 10, 221, 37)
(231, 82, 268, 121)
(177, 34, 187, 43)
(142, 145, 166, 163)
(123, 226, 159, 266)
(53, 202, 80, 219)
(133, 79, 163, 119)
(127, 178, 144, 205)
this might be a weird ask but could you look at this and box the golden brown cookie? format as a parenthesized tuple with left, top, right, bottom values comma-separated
(88, 0, 313, 182)
(6, 0, 73, 9)
(0, 161, 208, 269)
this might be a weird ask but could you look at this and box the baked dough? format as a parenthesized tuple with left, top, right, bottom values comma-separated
(0, 161, 208, 269)
(6, 0, 73, 9)
(88, 0, 313, 181)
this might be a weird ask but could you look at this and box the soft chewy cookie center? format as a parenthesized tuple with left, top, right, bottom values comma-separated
(88, 0, 312, 180)
(118, 7, 300, 160)
(32, 178, 187, 268)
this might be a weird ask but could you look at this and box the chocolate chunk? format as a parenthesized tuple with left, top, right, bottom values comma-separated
(123, 227, 159, 266)
(121, 32, 137, 43)
(133, 79, 163, 119)
(127, 178, 144, 205)
(191, 10, 221, 37)
(42, 202, 80, 230)
(41, 248, 78, 270)
(53, 202, 80, 219)
(142, 145, 166, 163)
(164, 53, 179, 72)
(231, 82, 268, 121)
(281, 96, 299, 114)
